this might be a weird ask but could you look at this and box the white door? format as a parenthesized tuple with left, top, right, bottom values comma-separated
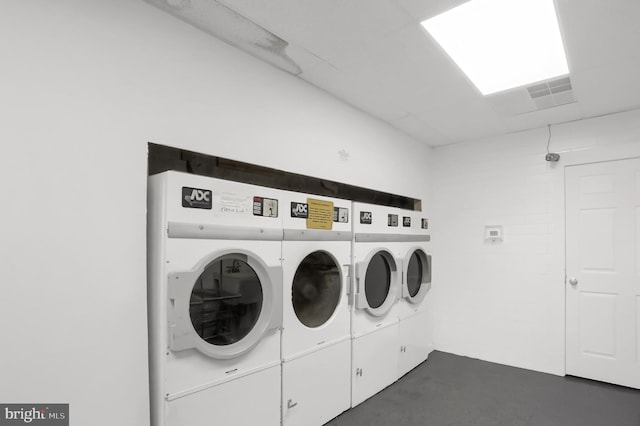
(565, 157, 640, 389)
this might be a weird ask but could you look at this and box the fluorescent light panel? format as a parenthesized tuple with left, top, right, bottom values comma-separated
(422, 0, 569, 95)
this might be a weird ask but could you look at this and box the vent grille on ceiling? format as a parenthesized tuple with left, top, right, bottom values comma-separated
(484, 75, 576, 116)
(526, 76, 574, 109)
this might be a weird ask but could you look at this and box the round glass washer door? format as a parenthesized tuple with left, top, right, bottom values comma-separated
(292, 251, 341, 328)
(355, 249, 398, 316)
(168, 252, 280, 360)
(403, 249, 431, 304)
(365, 252, 391, 309)
(189, 257, 263, 346)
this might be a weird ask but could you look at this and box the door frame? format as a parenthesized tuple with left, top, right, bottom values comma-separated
(560, 141, 640, 375)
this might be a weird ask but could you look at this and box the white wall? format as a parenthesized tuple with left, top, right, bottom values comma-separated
(431, 109, 640, 375)
(0, 1, 431, 425)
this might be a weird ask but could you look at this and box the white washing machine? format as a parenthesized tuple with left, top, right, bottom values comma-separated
(396, 209, 433, 378)
(281, 192, 352, 426)
(350, 202, 402, 407)
(147, 171, 283, 426)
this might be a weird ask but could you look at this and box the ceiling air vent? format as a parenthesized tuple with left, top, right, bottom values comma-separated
(485, 75, 576, 116)
(526, 76, 574, 109)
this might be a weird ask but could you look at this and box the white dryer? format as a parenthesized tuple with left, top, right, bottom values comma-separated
(281, 193, 352, 426)
(147, 171, 283, 426)
(350, 202, 402, 407)
(397, 209, 433, 378)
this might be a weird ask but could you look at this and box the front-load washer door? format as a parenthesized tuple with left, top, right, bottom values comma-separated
(354, 249, 399, 316)
(167, 251, 282, 359)
(402, 248, 432, 304)
(292, 250, 342, 328)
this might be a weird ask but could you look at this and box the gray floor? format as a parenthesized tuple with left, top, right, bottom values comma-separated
(326, 351, 640, 426)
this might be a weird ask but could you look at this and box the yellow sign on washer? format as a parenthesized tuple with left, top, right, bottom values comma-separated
(306, 198, 334, 230)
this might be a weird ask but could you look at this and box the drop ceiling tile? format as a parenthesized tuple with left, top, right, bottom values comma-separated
(485, 89, 539, 116)
(411, 99, 509, 142)
(570, 56, 640, 118)
(502, 102, 583, 133)
(557, 0, 640, 71)
(305, 23, 507, 143)
(326, 25, 478, 106)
